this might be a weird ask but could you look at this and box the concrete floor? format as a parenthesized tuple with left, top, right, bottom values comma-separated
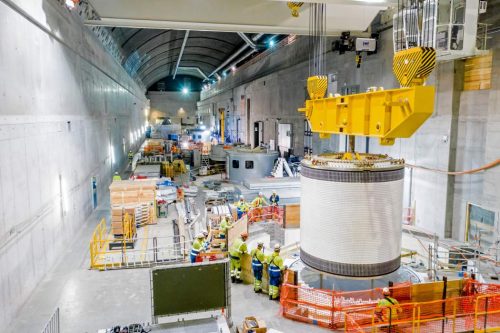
(7, 189, 329, 333)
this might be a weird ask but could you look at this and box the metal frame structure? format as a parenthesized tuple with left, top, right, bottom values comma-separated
(149, 259, 231, 325)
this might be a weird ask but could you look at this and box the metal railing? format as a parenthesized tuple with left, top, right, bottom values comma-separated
(90, 237, 190, 270)
(90, 218, 190, 270)
(41, 308, 60, 333)
(402, 227, 499, 280)
(344, 293, 500, 333)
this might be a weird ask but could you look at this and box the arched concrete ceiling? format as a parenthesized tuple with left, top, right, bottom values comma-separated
(110, 28, 245, 88)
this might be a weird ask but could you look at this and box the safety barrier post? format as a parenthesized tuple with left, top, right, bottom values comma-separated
(452, 299, 456, 332)
(484, 296, 489, 331)
(417, 306, 421, 333)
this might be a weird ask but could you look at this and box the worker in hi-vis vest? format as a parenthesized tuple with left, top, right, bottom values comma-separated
(112, 172, 121, 181)
(250, 241, 266, 293)
(269, 190, 280, 220)
(128, 150, 134, 162)
(251, 192, 268, 222)
(219, 214, 233, 239)
(235, 195, 250, 219)
(190, 233, 205, 263)
(267, 243, 285, 300)
(376, 287, 402, 328)
(201, 230, 210, 251)
(229, 232, 248, 283)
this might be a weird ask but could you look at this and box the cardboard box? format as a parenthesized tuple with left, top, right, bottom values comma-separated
(242, 316, 267, 333)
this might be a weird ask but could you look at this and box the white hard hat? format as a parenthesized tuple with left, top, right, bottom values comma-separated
(382, 287, 390, 295)
(258, 191, 263, 196)
(114, 171, 118, 175)
(240, 195, 244, 199)
(274, 243, 281, 251)
(226, 213, 232, 218)
(202, 230, 208, 236)
(196, 233, 204, 239)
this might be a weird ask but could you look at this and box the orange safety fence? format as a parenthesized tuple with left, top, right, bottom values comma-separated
(280, 271, 412, 330)
(281, 274, 500, 332)
(247, 205, 284, 224)
(344, 293, 500, 333)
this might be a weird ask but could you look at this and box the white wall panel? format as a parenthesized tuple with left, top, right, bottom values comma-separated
(0, 0, 147, 326)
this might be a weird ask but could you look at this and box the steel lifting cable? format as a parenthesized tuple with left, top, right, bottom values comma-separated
(406, 159, 500, 175)
(308, 2, 326, 76)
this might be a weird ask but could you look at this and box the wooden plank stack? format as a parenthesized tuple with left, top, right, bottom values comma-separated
(111, 206, 136, 237)
(464, 53, 492, 91)
(284, 204, 300, 228)
(110, 180, 156, 206)
(110, 180, 157, 228)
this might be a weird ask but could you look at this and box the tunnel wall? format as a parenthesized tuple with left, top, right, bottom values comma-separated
(0, 0, 147, 326)
(148, 91, 200, 125)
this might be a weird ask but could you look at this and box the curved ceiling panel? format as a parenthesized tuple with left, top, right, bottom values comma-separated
(109, 28, 246, 89)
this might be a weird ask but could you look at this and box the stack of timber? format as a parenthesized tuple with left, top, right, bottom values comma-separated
(111, 206, 136, 237)
(109, 180, 157, 223)
(464, 53, 492, 91)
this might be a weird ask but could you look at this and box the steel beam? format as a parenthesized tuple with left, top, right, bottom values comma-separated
(207, 33, 264, 79)
(237, 32, 256, 49)
(173, 30, 190, 79)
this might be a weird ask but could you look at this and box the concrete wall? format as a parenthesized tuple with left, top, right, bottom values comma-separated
(148, 91, 200, 125)
(200, 31, 500, 243)
(0, 0, 147, 327)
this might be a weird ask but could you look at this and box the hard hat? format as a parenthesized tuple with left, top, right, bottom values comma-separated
(272, 190, 277, 194)
(241, 232, 248, 238)
(258, 191, 263, 196)
(114, 171, 118, 175)
(382, 287, 390, 296)
(274, 243, 281, 251)
(240, 195, 244, 199)
(226, 213, 232, 218)
(196, 233, 204, 239)
(202, 230, 208, 236)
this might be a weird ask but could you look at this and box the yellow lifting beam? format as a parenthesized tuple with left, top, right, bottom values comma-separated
(299, 85, 434, 146)
(299, 46, 436, 146)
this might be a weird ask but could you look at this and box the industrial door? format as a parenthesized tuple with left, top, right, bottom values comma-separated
(278, 123, 292, 156)
(91, 177, 97, 209)
(254, 121, 263, 148)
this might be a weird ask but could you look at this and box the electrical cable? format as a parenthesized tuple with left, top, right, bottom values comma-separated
(406, 159, 500, 175)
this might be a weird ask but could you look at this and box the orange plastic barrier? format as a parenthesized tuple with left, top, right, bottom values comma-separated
(344, 293, 500, 333)
(280, 272, 411, 330)
(280, 275, 500, 332)
(247, 206, 284, 224)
